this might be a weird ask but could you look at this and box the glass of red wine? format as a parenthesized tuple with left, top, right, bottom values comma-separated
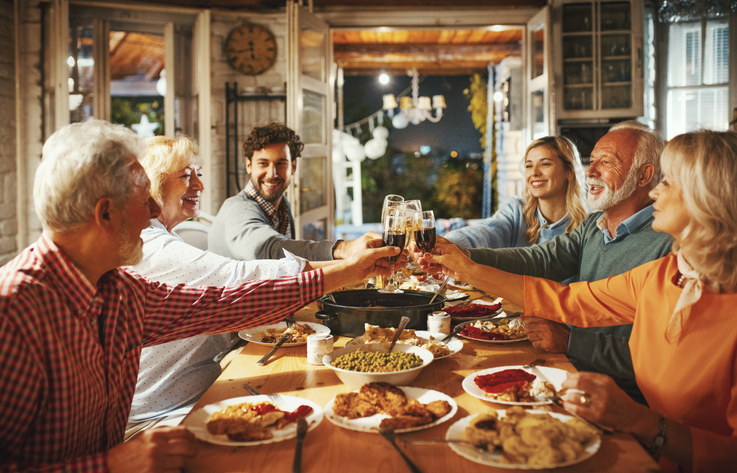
(412, 210, 436, 253)
(379, 213, 406, 294)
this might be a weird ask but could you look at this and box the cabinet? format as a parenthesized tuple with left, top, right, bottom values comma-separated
(552, 0, 644, 119)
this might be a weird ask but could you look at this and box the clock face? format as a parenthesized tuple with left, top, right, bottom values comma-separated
(224, 24, 277, 75)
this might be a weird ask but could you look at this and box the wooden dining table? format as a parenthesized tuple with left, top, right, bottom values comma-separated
(183, 291, 660, 473)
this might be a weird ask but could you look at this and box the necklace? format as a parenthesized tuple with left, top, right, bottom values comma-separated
(676, 273, 686, 288)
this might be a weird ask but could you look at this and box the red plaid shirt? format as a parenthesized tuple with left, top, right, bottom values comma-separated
(0, 235, 322, 471)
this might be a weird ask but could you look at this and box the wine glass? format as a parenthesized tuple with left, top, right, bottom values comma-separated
(378, 213, 406, 294)
(412, 211, 436, 253)
(381, 195, 404, 224)
(403, 200, 423, 270)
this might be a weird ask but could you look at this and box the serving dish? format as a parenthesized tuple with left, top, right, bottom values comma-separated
(454, 317, 527, 344)
(324, 386, 458, 433)
(445, 410, 601, 469)
(315, 289, 446, 337)
(322, 343, 434, 389)
(345, 330, 463, 360)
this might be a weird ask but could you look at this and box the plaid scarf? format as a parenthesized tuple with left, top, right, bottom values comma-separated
(245, 181, 292, 237)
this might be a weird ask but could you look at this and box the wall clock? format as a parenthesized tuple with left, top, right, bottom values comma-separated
(224, 24, 277, 75)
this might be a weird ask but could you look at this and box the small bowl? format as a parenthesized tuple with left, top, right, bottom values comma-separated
(323, 343, 434, 389)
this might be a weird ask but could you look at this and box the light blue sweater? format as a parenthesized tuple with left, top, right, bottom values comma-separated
(444, 197, 571, 249)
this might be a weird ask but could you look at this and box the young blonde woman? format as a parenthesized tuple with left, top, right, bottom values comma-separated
(421, 130, 737, 471)
(445, 136, 587, 249)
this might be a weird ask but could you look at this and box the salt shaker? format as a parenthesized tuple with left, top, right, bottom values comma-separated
(427, 311, 450, 335)
(306, 333, 334, 365)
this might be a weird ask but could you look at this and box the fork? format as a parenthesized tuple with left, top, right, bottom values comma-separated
(523, 358, 545, 369)
(379, 429, 424, 473)
(256, 318, 295, 366)
(544, 396, 613, 434)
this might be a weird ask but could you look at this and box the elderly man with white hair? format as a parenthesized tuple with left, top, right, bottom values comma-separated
(418, 121, 673, 404)
(0, 120, 397, 472)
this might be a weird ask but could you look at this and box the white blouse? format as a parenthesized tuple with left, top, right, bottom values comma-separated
(127, 218, 305, 422)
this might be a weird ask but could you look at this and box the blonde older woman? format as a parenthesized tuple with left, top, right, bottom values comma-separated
(420, 130, 737, 471)
(127, 135, 321, 433)
(445, 136, 587, 249)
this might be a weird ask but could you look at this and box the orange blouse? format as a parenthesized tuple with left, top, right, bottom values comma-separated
(524, 253, 737, 472)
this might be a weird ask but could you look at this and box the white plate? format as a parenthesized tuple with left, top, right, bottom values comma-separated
(345, 330, 463, 360)
(448, 280, 473, 290)
(238, 321, 329, 347)
(455, 319, 528, 344)
(183, 395, 324, 446)
(443, 290, 469, 301)
(445, 411, 601, 469)
(462, 366, 569, 406)
(324, 386, 458, 433)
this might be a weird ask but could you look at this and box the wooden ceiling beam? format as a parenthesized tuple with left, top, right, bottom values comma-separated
(333, 42, 520, 56)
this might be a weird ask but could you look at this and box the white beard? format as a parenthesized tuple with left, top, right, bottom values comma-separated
(587, 171, 639, 211)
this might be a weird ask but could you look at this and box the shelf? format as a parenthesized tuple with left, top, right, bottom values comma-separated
(564, 83, 594, 88)
(601, 55, 631, 61)
(602, 81, 632, 86)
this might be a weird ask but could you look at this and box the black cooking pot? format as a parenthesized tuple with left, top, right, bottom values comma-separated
(315, 289, 447, 337)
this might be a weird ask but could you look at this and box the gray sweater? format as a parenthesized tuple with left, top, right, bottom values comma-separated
(208, 189, 337, 261)
(469, 209, 673, 402)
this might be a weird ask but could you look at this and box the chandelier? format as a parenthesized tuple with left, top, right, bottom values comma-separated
(382, 68, 446, 127)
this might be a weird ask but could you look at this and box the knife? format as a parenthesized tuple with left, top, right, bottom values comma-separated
(293, 417, 308, 473)
(256, 329, 291, 366)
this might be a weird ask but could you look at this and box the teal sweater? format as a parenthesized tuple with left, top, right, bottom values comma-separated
(468, 209, 673, 402)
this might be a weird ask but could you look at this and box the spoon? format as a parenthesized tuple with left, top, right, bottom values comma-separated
(389, 316, 411, 352)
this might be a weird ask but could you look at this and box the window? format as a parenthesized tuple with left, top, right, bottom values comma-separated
(665, 19, 729, 139)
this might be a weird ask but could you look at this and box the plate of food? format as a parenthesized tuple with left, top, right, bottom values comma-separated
(324, 383, 457, 433)
(238, 321, 329, 347)
(455, 318, 527, 344)
(345, 324, 463, 359)
(183, 395, 323, 446)
(443, 302, 503, 323)
(445, 407, 601, 469)
(462, 365, 568, 405)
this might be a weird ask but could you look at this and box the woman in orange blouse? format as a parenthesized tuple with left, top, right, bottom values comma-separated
(420, 130, 737, 472)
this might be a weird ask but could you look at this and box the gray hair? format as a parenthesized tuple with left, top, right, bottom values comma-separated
(609, 120, 664, 189)
(34, 120, 145, 233)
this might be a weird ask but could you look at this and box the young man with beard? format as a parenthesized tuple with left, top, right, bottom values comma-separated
(209, 122, 376, 261)
(428, 121, 673, 404)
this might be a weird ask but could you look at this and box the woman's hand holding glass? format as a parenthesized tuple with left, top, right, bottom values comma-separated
(411, 210, 436, 253)
(415, 239, 476, 284)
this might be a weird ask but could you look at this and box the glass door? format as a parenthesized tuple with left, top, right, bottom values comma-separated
(561, 2, 595, 112)
(599, 1, 633, 109)
(286, 1, 334, 241)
